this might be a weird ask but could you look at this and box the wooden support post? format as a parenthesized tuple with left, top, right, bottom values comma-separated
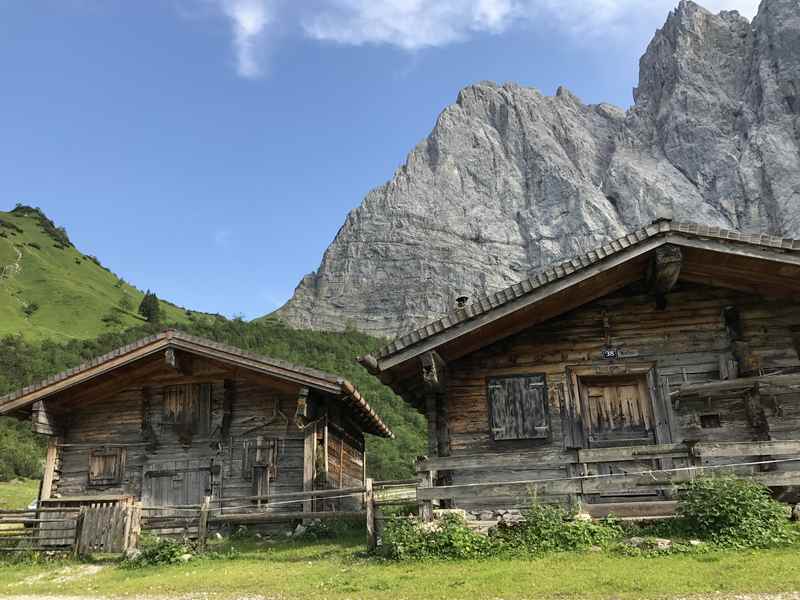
(198, 496, 211, 551)
(365, 478, 376, 551)
(72, 507, 86, 559)
(255, 436, 264, 508)
(303, 421, 316, 514)
(425, 394, 438, 457)
(40, 437, 59, 502)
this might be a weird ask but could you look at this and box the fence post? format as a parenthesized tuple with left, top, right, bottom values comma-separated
(72, 507, 86, 559)
(365, 478, 376, 551)
(418, 468, 434, 523)
(198, 496, 211, 551)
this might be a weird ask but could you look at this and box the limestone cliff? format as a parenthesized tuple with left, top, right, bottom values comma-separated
(277, 0, 800, 337)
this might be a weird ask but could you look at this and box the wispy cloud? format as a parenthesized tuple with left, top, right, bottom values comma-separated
(216, 0, 273, 78)
(302, 0, 761, 50)
(195, 0, 762, 76)
(302, 0, 518, 50)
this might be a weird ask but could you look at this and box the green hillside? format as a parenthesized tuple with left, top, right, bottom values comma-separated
(0, 206, 425, 482)
(0, 204, 208, 341)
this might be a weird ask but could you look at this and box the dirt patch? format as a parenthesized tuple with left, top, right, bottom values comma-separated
(13, 565, 105, 587)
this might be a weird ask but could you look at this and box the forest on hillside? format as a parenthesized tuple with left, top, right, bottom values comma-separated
(0, 318, 426, 482)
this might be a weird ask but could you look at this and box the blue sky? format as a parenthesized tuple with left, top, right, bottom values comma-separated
(0, 0, 760, 319)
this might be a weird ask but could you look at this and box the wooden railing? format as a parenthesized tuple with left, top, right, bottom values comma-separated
(415, 440, 800, 520)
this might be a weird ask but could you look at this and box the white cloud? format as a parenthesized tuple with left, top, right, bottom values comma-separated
(197, 0, 762, 75)
(302, 0, 518, 50)
(216, 0, 273, 78)
(301, 0, 762, 50)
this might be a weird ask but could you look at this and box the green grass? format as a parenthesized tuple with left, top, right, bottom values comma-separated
(0, 478, 39, 510)
(1, 534, 799, 599)
(0, 206, 211, 341)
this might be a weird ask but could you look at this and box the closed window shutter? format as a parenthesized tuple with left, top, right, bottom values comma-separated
(88, 447, 126, 485)
(163, 383, 212, 436)
(488, 375, 549, 440)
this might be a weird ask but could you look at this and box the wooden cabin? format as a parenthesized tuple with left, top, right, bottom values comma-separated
(0, 331, 393, 510)
(360, 220, 800, 517)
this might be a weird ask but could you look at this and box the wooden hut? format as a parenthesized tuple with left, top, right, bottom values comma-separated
(359, 220, 800, 518)
(0, 330, 392, 511)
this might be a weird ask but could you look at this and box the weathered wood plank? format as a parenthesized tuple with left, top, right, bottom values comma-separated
(210, 511, 365, 525)
(417, 449, 575, 473)
(695, 440, 800, 458)
(578, 443, 689, 464)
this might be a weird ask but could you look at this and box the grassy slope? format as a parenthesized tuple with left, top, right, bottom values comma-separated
(1, 535, 800, 599)
(0, 206, 425, 481)
(0, 479, 38, 510)
(0, 207, 206, 341)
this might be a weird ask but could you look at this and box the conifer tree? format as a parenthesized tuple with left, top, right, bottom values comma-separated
(138, 290, 161, 323)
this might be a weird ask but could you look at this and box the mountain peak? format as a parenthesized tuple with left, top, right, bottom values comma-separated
(276, 0, 800, 337)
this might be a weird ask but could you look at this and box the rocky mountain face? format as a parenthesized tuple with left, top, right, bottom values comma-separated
(277, 0, 800, 338)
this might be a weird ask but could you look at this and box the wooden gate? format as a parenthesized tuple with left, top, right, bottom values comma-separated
(75, 502, 141, 555)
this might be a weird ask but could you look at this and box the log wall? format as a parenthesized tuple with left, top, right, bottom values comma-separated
(443, 282, 800, 508)
(47, 360, 364, 512)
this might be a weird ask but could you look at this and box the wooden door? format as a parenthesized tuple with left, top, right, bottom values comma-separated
(141, 460, 212, 507)
(580, 375, 655, 448)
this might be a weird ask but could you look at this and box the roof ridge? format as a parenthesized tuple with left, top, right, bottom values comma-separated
(0, 329, 393, 438)
(373, 220, 800, 361)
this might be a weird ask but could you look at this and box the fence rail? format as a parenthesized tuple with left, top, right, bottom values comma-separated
(415, 440, 800, 520)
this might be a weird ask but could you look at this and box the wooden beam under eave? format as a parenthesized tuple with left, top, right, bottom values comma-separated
(31, 400, 61, 436)
(420, 351, 447, 392)
(647, 245, 682, 308)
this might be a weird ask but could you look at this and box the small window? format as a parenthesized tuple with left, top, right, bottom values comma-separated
(88, 447, 126, 486)
(163, 383, 212, 436)
(700, 414, 722, 429)
(488, 374, 549, 441)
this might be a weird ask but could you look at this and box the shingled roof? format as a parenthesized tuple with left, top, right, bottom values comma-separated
(0, 330, 393, 438)
(366, 220, 800, 369)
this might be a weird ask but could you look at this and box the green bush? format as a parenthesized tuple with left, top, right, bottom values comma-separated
(677, 476, 796, 548)
(380, 514, 492, 560)
(493, 503, 622, 554)
(300, 518, 364, 541)
(0, 418, 44, 481)
(380, 505, 623, 560)
(123, 534, 192, 568)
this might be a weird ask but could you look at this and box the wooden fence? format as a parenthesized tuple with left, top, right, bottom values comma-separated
(10, 442, 793, 555)
(0, 498, 141, 556)
(0, 507, 80, 553)
(416, 440, 800, 520)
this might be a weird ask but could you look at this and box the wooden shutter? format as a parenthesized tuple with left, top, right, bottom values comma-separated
(88, 447, 126, 486)
(488, 374, 549, 440)
(163, 383, 211, 436)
